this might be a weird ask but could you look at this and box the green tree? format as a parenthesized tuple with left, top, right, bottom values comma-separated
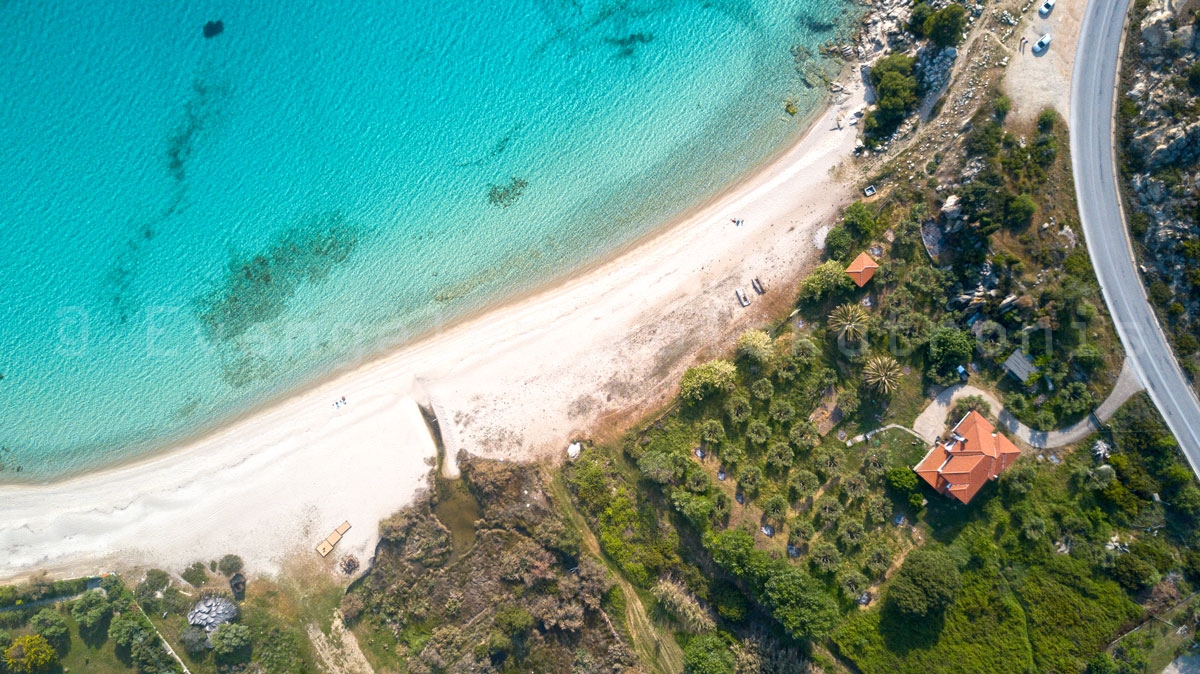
(701, 419, 726, 445)
(887, 548, 961, 616)
(924, 3, 967, 47)
(70, 589, 112, 635)
(829, 303, 870, 344)
(909, 2, 933, 36)
(865, 54, 918, 137)
(108, 612, 151, 651)
(680, 360, 738, 402)
(179, 626, 209, 655)
(927, 326, 973, 381)
(736, 329, 774, 364)
(824, 225, 853, 261)
(4, 634, 57, 673)
(683, 633, 735, 674)
(842, 201, 878, 239)
(746, 420, 772, 446)
(725, 395, 751, 424)
(790, 469, 820, 500)
(750, 378, 775, 401)
(28, 610, 68, 653)
(766, 441, 794, 471)
(210, 622, 252, 659)
(863, 354, 903, 394)
(768, 400, 795, 425)
(181, 561, 209, 587)
(800, 260, 854, 302)
(764, 567, 839, 639)
(1005, 193, 1037, 228)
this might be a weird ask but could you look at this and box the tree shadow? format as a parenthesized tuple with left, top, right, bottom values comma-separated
(878, 599, 946, 654)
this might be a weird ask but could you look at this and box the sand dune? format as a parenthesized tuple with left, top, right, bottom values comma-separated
(0, 81, 867, 581)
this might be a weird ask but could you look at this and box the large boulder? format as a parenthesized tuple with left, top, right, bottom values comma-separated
(1146, 121, 1200, 169)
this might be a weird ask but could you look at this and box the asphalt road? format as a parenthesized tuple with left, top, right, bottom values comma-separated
(1071, 0, 1200, 468)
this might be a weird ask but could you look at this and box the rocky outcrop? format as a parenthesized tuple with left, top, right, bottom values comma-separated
(918, 45, 959, 96)
(1145, 122, 1200, 169)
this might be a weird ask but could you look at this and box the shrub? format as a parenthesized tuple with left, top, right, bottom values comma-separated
(886, 548, 961, 617)
(924, 3, 967, 47)
(993, 95, 1011, 120)
(181, 561, 209, 587)
(680, 360, 738, 402)
(683, 633, 735, 674)
(711, 580, 750, 622)
(950, 395, 991, 424)
(217, 554, 244, 577)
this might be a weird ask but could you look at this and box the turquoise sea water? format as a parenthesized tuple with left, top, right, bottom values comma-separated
(0, 0, 858, 481)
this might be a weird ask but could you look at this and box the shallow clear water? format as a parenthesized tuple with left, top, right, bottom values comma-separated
(0, 0, 858, 480)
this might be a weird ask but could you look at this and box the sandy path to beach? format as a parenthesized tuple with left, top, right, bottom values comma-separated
(0, 82, 867, 581)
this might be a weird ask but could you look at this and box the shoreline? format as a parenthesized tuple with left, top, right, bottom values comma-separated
(0, 75, 868, 582)
(0, 84, 839, 489)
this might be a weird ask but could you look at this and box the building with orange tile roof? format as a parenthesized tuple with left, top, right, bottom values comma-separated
(913, 410, 1020, 504)
(845, 252, 879, 287)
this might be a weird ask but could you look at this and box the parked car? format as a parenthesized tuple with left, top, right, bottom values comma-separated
(1038, 0, 1056, 16)
(1033, 33, 1053, 53)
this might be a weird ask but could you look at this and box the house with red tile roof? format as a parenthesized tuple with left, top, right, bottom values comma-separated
(913, 410, 1021, 504)
(845, 252, 879, 288)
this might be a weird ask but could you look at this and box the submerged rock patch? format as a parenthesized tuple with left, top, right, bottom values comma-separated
(195, 212, 359, 345)
(487, 177, 528, 208)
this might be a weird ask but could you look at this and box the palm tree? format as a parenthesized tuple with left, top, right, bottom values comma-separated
(828, 303, 870, 343)
(863, 354, 903, 394)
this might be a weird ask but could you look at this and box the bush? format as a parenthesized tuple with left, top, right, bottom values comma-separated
(683, 633, 735, 674)
(924, 3, 968, 48)
(711, 580, 749, 622)
(927, 326, 973, 382)
(181, 561, 209, 587)
(993, 95, 1011, 121)
(217, 554, 244, 577)
(886, 548, 961, 617)
(950, 395, 991, 424)
(680, 360, 738, 402)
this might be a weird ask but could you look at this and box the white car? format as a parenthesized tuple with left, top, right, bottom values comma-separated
(1039, 0, 1056, 16)
(1033, 33, 1053, 53)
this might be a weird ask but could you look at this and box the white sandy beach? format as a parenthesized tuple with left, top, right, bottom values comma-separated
(0, 81, 867, 582)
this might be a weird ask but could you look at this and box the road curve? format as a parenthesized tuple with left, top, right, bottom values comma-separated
(1071, 0, 1200, 469)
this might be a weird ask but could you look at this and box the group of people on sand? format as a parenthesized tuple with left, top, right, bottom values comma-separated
(332, 395, 348, 409)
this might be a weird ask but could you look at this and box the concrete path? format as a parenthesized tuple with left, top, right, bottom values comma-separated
(910, 360, 1144, 449)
